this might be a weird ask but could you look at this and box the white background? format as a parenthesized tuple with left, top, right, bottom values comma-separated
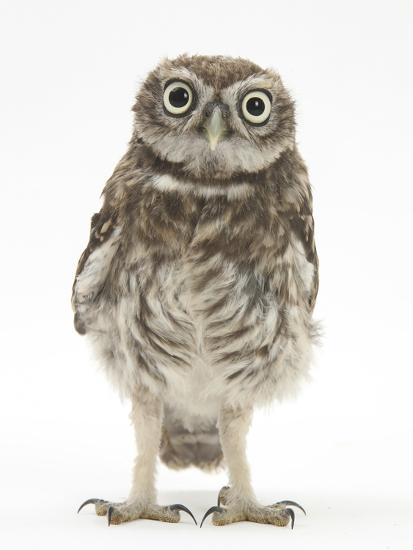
(1, 1, 412, 548)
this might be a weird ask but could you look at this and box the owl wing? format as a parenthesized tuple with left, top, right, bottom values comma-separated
(287, 206, 319, 312)
(71, 205, 121, 334)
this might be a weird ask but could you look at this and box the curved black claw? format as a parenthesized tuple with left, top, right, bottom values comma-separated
(200, 505, 224, 528)
(77, 498, 107, 514)
(276, 500, 306, 516)
(284, 508, 295, 530)
(107, 505, 114, 526)
(170, 504, 197, 525)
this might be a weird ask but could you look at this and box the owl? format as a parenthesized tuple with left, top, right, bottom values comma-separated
(74, 55, 318, 528)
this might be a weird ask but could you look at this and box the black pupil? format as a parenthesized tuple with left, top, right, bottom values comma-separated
(246, 97, 265, 116)
(169, 86, 190, 108)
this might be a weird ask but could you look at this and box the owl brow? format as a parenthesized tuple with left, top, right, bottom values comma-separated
(161, 69, 199, 86)
(221, 77, 274, 99)
(250, 77, 273, 88)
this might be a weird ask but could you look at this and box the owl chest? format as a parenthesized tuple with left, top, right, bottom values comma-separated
(144, 254, 237, 352)
(129, 254, 240, 409)
(129, 245, 284, 413)
(135, 248, 267, 369)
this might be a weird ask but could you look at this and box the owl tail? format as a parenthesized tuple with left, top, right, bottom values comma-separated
(159, 414, 224, 472)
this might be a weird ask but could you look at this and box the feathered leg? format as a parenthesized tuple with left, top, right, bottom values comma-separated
(200, 406, 304, 528)
(78, 389, 196, 526)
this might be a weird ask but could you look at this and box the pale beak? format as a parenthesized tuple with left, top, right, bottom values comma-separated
(204, 108, 226, 151)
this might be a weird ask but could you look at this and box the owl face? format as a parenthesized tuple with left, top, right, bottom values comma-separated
(133, 55, 295, 179)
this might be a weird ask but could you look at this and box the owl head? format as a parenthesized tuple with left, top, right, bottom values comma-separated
(133, 55, 295, 179)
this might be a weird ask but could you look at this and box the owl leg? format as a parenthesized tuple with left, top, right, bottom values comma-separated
(200, 405, 304, 528)
(77, 389, 196, 526)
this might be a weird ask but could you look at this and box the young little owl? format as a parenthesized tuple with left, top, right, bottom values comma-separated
(74, 55, 318, 528)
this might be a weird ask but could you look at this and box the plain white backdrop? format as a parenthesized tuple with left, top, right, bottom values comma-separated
(1, 0, 412, 548)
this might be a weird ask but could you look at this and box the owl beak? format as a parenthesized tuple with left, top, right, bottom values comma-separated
(204, 108, 226, 151)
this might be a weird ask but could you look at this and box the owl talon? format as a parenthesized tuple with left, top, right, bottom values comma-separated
(200, 506, 224, 528)
(78, 498, 196, 525)
(169, 504, 197, 525)
(107, 505, 114, 526)
(284, 508, 295, 529)
(77, 498, 108, 514)
(275, 500, 306, 515)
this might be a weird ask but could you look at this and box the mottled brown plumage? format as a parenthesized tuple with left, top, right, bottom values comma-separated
(73, 55, 318, 528)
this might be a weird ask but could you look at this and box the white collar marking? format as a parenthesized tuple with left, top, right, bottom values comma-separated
(148, 174, 254, 200)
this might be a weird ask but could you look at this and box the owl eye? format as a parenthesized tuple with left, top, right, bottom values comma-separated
(163, 81, 194, 115)
(241, 90, 272, 125)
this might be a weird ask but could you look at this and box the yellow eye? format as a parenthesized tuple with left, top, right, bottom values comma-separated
(163, 81, 193, 115)
(241, 90, 272, 124)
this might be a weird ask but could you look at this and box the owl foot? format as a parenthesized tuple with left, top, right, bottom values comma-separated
(200, 486, 305, 528)
(77, 498, 197, 525)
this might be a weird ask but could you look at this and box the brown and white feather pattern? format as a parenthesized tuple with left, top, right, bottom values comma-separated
(72, 55, 319, 470)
